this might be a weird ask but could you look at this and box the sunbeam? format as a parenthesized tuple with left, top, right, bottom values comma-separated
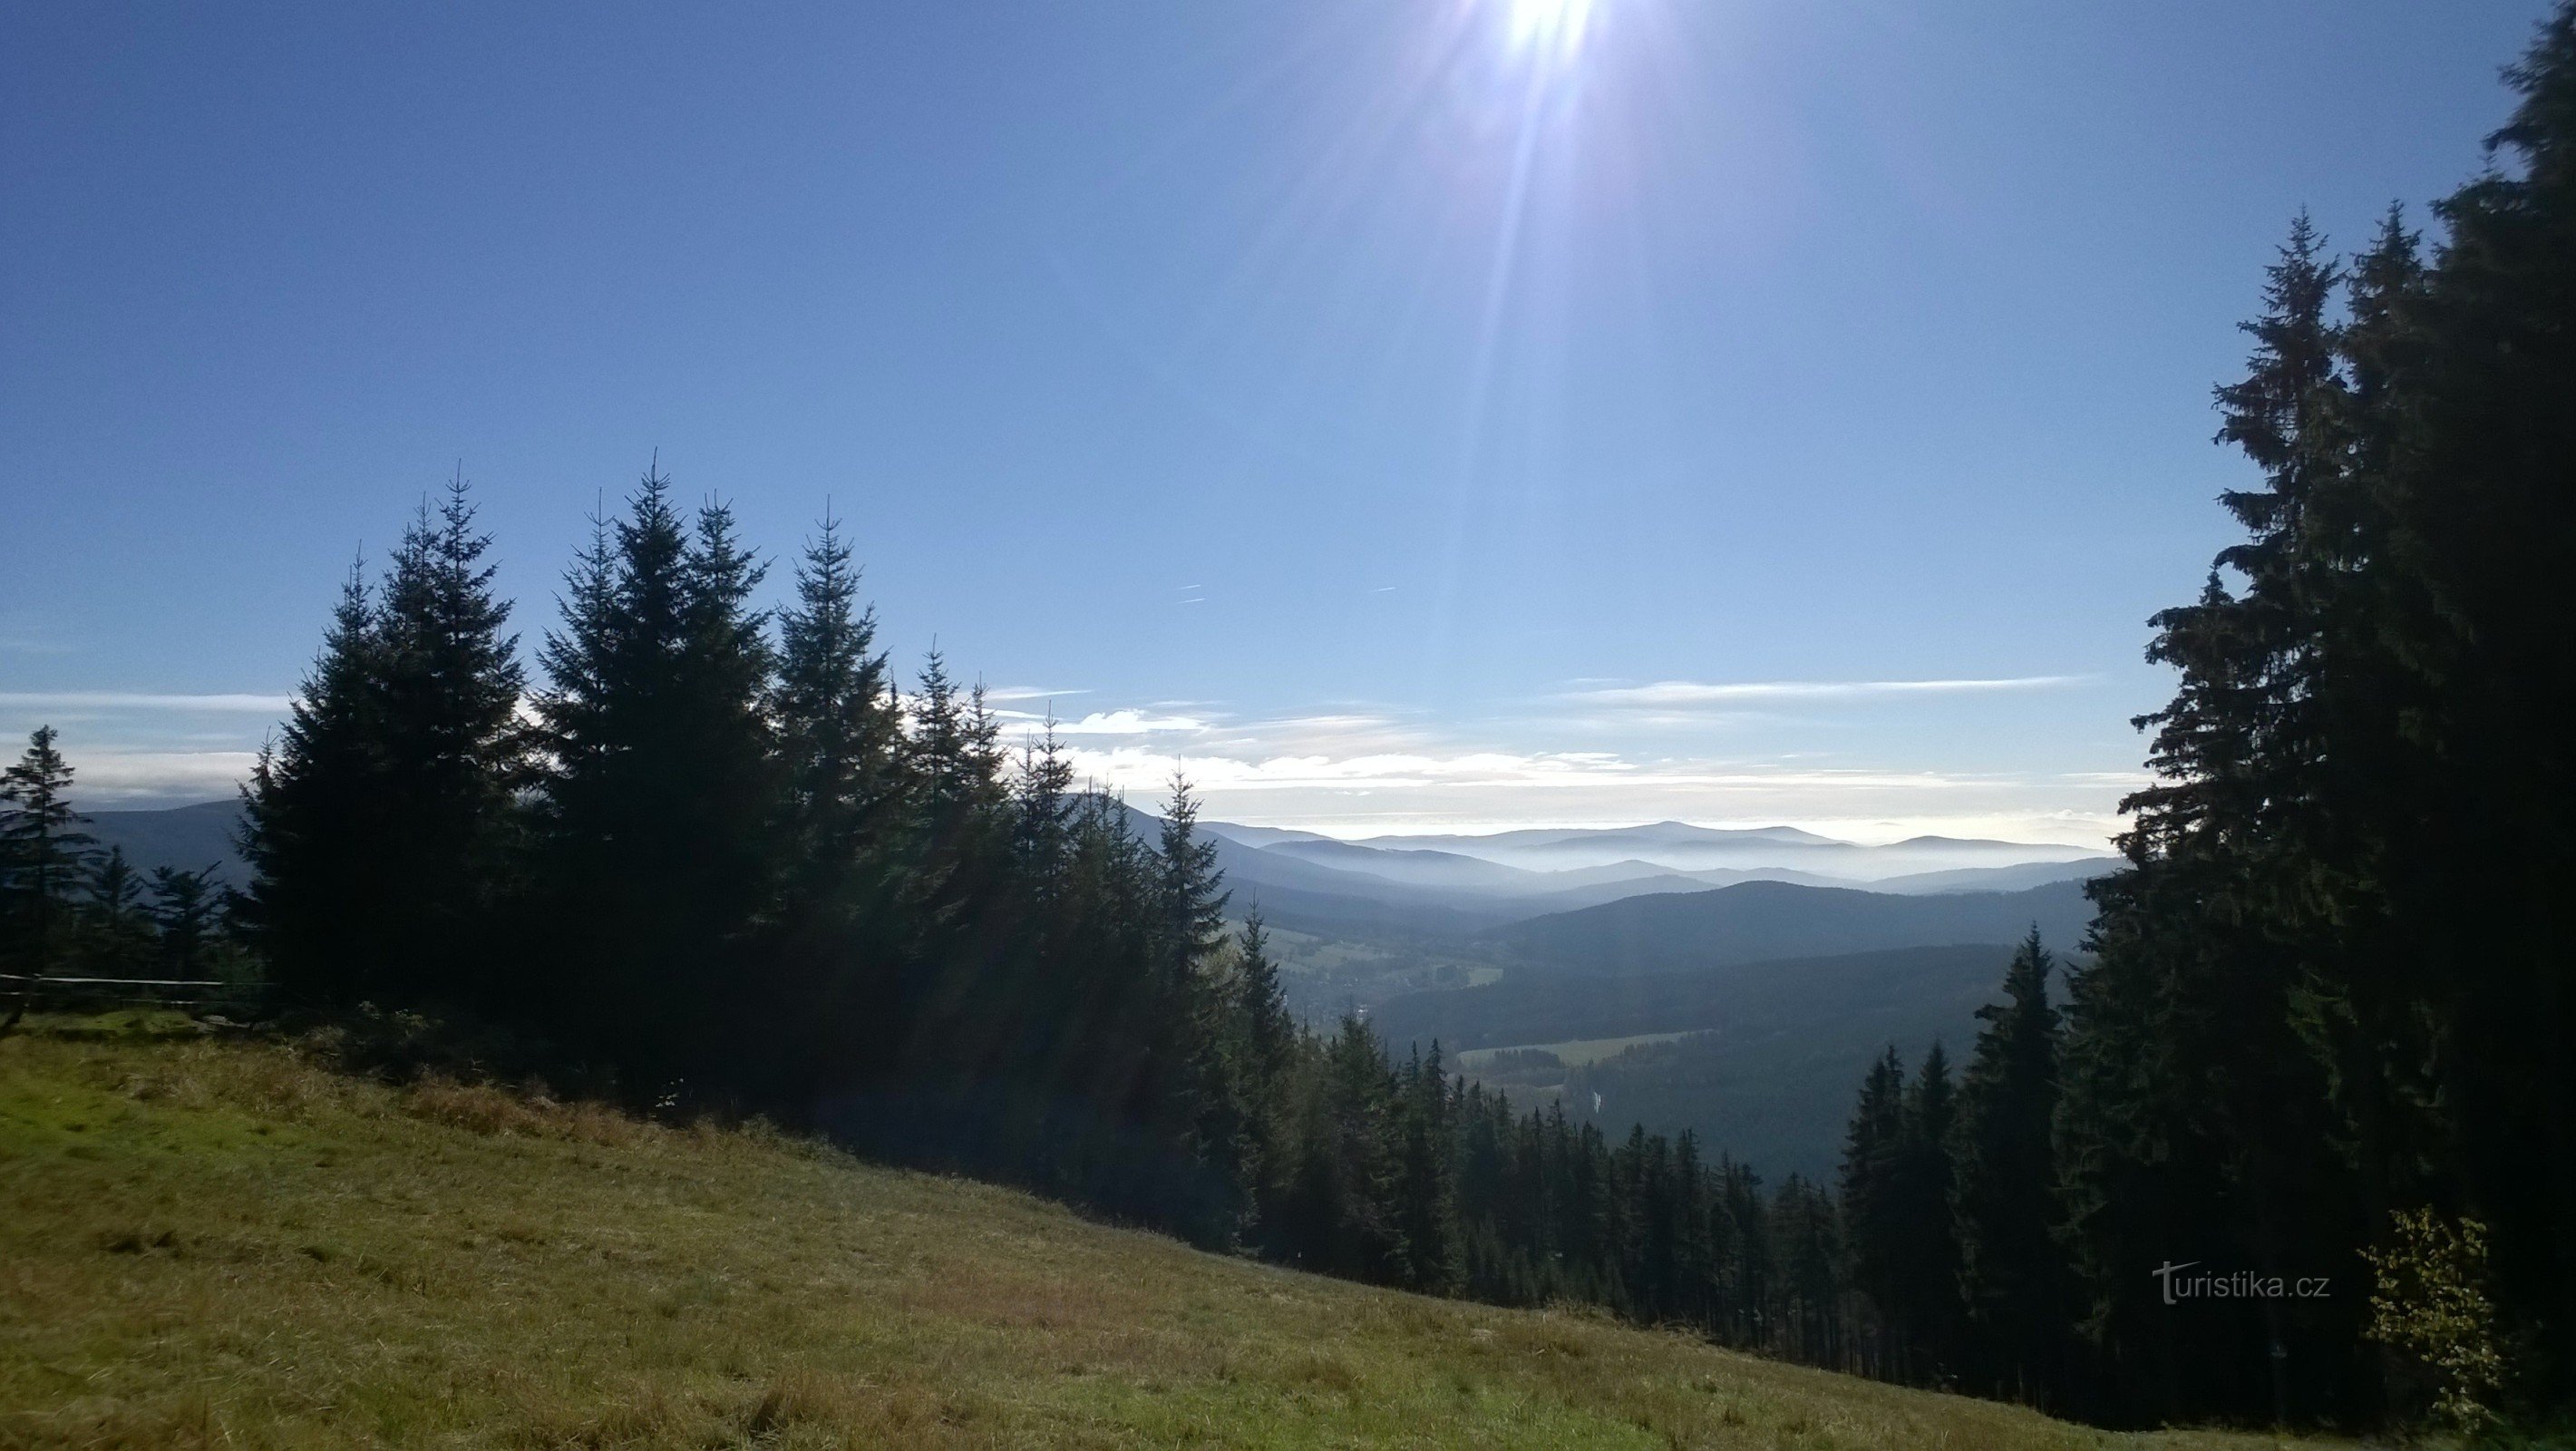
(1503, 0, 1598, 66)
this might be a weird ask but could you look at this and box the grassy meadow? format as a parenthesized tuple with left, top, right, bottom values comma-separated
(1, 1017, 2335, 1449)
(1455, 1032, 1701, 1074)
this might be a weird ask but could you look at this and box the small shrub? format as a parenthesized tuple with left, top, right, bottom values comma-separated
(407, 1076, 549, 1136)
(118, 1064, 210, 1108)
(404, 1074, 638, 1146)
(2364, 1206, 2507, 1435)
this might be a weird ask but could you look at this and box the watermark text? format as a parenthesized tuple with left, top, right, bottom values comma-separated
(2152, 1261, 2330, 1305)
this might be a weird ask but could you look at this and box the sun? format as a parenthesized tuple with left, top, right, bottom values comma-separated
(1502, 0, 1597, 62)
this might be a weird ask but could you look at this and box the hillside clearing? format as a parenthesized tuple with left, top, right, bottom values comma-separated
(1, 1019, 2327, 1449)
(1456, 1032, 1698, 1074)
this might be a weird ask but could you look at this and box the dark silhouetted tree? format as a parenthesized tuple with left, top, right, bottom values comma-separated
(239, 561, 390, 1003)
(368, 475, 527, 1008)
(1950, 929, 2068, 1403)
(148, 865, 224, 978)
(530, 469, 781, 1083)
(1, 726, 95, 981)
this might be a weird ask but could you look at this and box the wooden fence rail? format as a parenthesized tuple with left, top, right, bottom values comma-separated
(0, 972, 272, 1011)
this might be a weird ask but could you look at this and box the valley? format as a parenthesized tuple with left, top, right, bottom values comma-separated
(74, 799, 2108, 1184)
(1191, 817, 2106, 1182)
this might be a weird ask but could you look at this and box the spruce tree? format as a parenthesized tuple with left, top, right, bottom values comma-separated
(1147, 774, 1237, 1238)
(148, 865, 224, 978)
(1767, 1175, 1842, 1366)
(2364, 6, 2576, 1381)
(85, 846, 142, 928)
(370, 476, 527, 1007)
(1006, 726, 1074, 896)
(530, 470, 782, 1083)
(761, 513, 917, 1099)
(1154, 772, 1229, 969)
(1069, 791, 1165, 1156)
(1949, 929, 2067, 1402)
(1891, 1042, 1963, 1382)
(82, 846, 152, 978)
(1394, 1042, 1463, 1293)
(1230, 914, 1295, 1120)
(238, 561, 391, 1003)
(0, 725, 93, 979)
(1311, 1012, 1408, 1282)
(1840, 1046, 1907, 1368)
(886, 650, 1012, 1089)
(1225, 912, 1298, 1239)
(773, 511, 899, 868)
(2074, 215, 2379, 1424)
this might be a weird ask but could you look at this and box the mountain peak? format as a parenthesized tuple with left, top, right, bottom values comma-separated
(1883, 834, 2112, 857)
(1623, 821, 1844, 846)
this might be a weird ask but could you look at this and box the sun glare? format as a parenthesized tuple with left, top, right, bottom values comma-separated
(1503, 0, 1596, 63)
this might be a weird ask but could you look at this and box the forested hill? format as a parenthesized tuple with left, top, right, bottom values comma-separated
(1371, 943, 2021, 1180)
(82, 801, 244, 884)
(1371, 942, 2016, 1055)
(1483, 878, 2094, 978)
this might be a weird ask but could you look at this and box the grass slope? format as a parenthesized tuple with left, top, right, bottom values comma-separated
(1, 1020, 2318, 1449)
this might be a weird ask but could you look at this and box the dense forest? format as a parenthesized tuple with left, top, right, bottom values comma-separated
(1813, 7, 2576, 1433)
(7, 5, 2576, 1435)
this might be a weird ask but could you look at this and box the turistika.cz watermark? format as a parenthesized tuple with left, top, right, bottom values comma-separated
(2153, 1261, 2331, 1305)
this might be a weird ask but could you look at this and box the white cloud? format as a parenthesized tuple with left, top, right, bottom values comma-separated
(1064, 744, 2013, 797)
(2, 679, 2134, 848)
(1567, 676, 2092, 707)
(1039, 709, 2134, 847)
(991, 707, 1210, 735)
(60, 750, 260, 805)
(1047, 709, 1209, 735)
(0, 691, 293, 713)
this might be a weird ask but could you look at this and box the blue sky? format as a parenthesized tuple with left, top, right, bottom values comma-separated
(0, 1, 2549, 840)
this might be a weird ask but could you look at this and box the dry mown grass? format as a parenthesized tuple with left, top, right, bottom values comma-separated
(0, 1018, 2335, 1449)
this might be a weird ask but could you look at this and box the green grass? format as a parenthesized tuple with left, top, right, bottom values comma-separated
(1, 1018, 2331, 1448)
(1457, 1032, 1703, 1074)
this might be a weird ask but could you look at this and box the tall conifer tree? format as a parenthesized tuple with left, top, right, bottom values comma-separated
(238, 562, 389, 1003)
(0, 726, 92, 979)
(1891, 1043, 1962, 1380)
(773, 512, 899, 865)
(1840, 1045, 1907, 1366)
(370, 476, 526, 1006)
(1950, 930, 2068, 1402)
(531, 469, 781, 1080)
(2365, 9, 2576, 1379)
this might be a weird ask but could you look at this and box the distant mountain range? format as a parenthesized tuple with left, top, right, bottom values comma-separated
(1482, 878, 2097, 979)
(64, 798, 2110, 938)
(81, 800, 244, 884)
(1287, 820, 2109, 881)
(1174, 813, 2111, 939)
